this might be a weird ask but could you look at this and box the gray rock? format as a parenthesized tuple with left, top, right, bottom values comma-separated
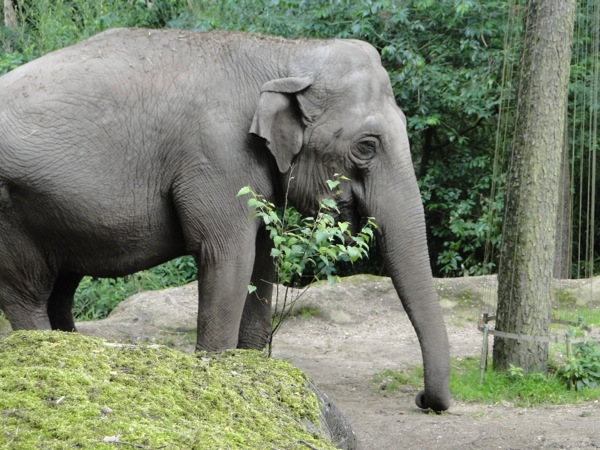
(307, 380, 360, 450)
(76, 282, 199, 351)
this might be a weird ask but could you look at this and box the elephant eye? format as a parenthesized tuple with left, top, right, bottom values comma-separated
(353, 138, 378, 161)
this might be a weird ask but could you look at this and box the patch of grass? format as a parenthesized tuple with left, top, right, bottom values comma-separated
(157, 330, 198, 349)
(451, 357, 600, 406)
(0, 313, 10, 335)
(548, 307, 600, 339)
(295, 306, 320, 319)
(373, 367, 423, 395)
(0, 331, 335, 449)
(450, 312, 478, 328)
(553, 289, 578, 307)
(552, 307, 600, 328)
(373, 356, 600, 406)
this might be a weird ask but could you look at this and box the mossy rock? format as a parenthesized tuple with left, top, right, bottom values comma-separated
(0, 331, 350, 449)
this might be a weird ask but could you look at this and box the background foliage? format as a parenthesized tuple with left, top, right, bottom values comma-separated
(1, 0, 598, 318)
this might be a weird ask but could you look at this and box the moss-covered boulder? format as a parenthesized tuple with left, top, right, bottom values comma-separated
(0, 331, 343, 449)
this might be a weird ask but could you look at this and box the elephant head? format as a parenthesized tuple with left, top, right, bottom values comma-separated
(250, 40, 451, 412)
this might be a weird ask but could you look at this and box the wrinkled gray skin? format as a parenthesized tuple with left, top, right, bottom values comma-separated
(0, 29, 450, 411)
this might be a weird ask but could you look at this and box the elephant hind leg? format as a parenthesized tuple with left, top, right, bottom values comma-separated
(0, 278, 52, 330)
(0, 284, 53, 330)
(47, 272, 82, 331)
(0, 225, 56, 330)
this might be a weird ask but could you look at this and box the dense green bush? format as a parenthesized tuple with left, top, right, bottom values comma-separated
(559, 340, 600, 391)
(567, 2, 600, 278)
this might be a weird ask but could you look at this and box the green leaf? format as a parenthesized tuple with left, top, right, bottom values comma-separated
(315, 229, 329, 244)
(237, 186, 251, 197)
(338, 222, 349, 234)
(326, 179, 340, 190)
(247, 284, 257, 294)
(247, 198, 264, 209)
(321, 198, 339, 214)
(347, 247, 362, 261)
(322, 214, 336, 224)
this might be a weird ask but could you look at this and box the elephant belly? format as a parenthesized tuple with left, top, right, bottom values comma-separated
(16, 190, 188, 278)
(59, 227, 188, 278)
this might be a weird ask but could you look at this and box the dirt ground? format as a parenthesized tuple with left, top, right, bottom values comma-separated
(272, 283, 600, 450)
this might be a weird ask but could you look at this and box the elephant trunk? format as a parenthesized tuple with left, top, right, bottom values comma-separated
(368, 162, 451, 412)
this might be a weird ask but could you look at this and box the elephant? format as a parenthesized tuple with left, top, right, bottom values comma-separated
(0, 28, 450, 412)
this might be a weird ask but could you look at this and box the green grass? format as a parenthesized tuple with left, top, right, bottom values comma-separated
(373, 368, 423, 394)
(295, 306, 320, 319)
(449, 357, 600, 406)
(458, 307, 600, 404)
(374, 355, 600, 407)
(552, 306, 600, 328)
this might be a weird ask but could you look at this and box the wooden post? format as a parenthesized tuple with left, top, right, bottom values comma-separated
(480, 324, 490, 384)
(565, 333, 573, 389)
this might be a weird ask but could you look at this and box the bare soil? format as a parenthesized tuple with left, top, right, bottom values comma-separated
(272, 281, 600, 450)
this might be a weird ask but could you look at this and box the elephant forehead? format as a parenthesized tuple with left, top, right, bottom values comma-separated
(327, 67, 393, 106)
(326, 84, 396, 124)
(362, 114, 386, 131)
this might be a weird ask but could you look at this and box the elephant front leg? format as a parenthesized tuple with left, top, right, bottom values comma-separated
(194, 245, 257, 352)
(238, 226, 275, 350)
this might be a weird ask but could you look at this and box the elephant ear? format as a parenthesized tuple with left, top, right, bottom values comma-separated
(250, 76, 314, 173)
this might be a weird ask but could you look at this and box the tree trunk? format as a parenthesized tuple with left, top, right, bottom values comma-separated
(493, 0, 576, 372)
(4, 0, 17, 28)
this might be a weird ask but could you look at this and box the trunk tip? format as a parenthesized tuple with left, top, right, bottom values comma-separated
(415, 390, 451, 413)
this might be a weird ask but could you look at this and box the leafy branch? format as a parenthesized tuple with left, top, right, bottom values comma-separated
(237, 175, 376, 355)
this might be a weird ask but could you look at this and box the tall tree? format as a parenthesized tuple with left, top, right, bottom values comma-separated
(493, 0, 576, 372)
(4, 0, 17, 28)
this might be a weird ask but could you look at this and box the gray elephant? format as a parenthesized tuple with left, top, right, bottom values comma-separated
(0, 28, 450, 411)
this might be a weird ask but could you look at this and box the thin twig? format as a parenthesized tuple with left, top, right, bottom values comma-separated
(298, 440, 319, 450)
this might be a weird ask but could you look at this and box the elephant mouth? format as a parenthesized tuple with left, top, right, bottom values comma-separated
(287, 177, 362, 240)
(333, 191, 362, 238)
